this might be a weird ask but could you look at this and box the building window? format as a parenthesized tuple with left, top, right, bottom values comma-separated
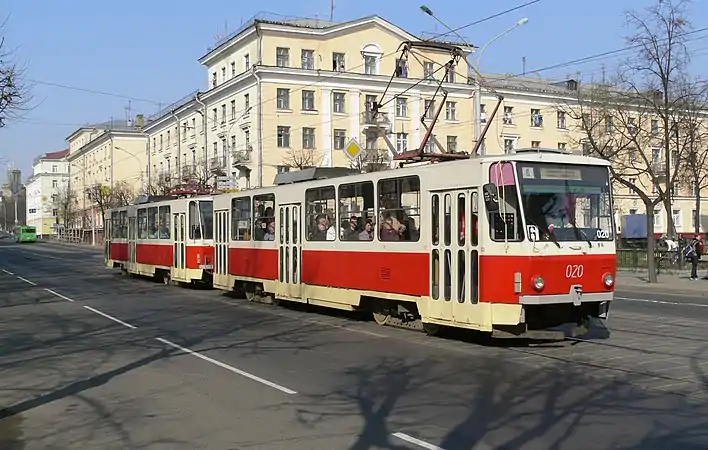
(52, 165, 57, 173)
(276, 47, 289, 67)
(396, 133, 408, 153)
(212, 72, 217, 88)
(333, 129, 346, 150)
(558, 142, 567, 150)
(423, 62, 434, 79)
(364, 55, 377, 74)
(302, 127, 316, 149)
(212, 108, 217, 128)
(333, 52, 345, 71)
(244, 54, 250, 70)
(447, 136, 457, 153)
(557, 111, 567, 129)
(652, 119, 659, 136)
(277, 88, 290, 110)
(231, 62, 236, 77)
(302, 90, 315, 111)
(504, 138, 515, 153)
(445, 101, 457, 121)
(244, 94, 250, 111)
(277, 165, 290, 174)
(191, 118, 196, 136)
(221, 67, 226, 81)
(230, 100, 236, 120)
(52, 179, 58, 188)
(52, 209, 58, 217)
(277, 126, 291, 147)
(333, 92, 346, 113)
(424, 100, 435, 120)
(221, 104, 226, 123)
(480, 104, 486, 123)
(395, 59, 407, 78)
(531, 140, 540, 148)
(396, 97, 408, 117)
(167, 130, 171, 145)
(445, 64, 455, 83)
(503, 106, 514, 125)
(531, 109, 543, 127)
(301, 50, 314, 69)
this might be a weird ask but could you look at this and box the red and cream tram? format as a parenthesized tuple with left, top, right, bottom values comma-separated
(210, 150, 616, 338)
(105, 193, 215, 285)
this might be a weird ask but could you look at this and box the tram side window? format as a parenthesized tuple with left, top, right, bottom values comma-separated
(471, 191, 479, 246)
(377, 175, 421, 242)
(137, 208, 148, 239)
(253, 194, 275, 241)
(158, 206, 170, 239)
(305, 186, 336, 241)
(199, 201, 214, 240)
(111, 211, 119, 238)
(189, 201, 201, 239)
(338, 181, 375, 241)
(119, 211, 127, 238)
(488, 163, 524, 242)
(147, 207, 158, 239)
(431, 195, 439, 245)
(231, 197, 251, 241)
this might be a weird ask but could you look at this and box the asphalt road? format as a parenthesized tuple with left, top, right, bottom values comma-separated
(1, 242, 708, 450)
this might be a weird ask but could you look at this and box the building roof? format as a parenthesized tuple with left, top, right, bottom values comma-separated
(43, 149, 69, 160)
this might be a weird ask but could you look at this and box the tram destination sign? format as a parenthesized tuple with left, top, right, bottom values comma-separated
(538, 166, 582, 181)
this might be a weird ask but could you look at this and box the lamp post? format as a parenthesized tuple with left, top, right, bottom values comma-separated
(474, 18, 529, 155)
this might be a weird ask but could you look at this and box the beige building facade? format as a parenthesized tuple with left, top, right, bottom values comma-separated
(142, 15, 476, 190)
(66, 120, 147, 229)
(25, 149, 69, 236)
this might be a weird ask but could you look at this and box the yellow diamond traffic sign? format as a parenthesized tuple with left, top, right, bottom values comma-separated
(343, 138, 362, 161)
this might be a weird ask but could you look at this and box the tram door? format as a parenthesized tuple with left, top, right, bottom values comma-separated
(429, 190, 479, 323)
(277, 203, 302, 299)
(213, 209, 230, 289)
(128, 216, 137, 266)
(172, 212, 186, 280)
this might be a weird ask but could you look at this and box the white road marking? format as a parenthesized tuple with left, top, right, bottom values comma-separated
(2, 269, 13, 275)
(44, 288, 74, 302)
(615, 296, 708, 308)
(392, 432, 446, 450)
(155, 337, 298, 395)
(82, 305, 137, 329)
(16, 276, 36, 286)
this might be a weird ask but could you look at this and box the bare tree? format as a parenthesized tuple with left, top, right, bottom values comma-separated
(146, 172, 176, 196)
(0, 18, 31, 127)
(559, 0, 697, 282)
(676, 84, 708, 234)
(350, 149, 391, 173)
(85, 183, 112, 231)
(52, 185, 77, 230)
(110, 181, 136, 207)
(282, 147, 322, 170)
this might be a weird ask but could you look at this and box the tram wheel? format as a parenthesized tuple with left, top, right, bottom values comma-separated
(423, 323, 441, 336)
(373, 311, 391, 326)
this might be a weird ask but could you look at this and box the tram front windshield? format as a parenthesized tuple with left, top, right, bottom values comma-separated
(516, 163, 614, 242)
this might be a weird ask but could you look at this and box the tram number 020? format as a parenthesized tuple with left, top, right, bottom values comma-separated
(565, 264, 584, 279)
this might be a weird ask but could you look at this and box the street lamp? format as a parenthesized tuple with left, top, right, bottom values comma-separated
(474, 18, 529, 155)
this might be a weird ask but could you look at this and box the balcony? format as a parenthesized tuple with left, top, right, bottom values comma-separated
(232, 145, 252, 165)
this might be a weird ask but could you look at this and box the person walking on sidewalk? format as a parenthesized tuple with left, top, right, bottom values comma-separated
(683, 235, 702, 280)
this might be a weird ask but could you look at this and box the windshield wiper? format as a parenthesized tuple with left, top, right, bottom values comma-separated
(570, 221, 592, 248)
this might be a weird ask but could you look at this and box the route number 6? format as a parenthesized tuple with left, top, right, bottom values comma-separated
(565, 264, 584, 279)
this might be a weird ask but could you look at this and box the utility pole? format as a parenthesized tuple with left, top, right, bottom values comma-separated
(330, 0, 334, 21)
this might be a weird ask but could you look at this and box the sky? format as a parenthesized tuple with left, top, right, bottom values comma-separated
(1, 0, 708, 183)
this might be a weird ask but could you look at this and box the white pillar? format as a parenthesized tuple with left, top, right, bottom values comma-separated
(321, 88, 333, 167)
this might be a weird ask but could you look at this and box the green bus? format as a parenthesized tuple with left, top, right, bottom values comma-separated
(15, 226, 37, 243)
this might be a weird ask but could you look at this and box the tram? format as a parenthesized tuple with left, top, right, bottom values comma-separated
(210, 149, 616, 339)
(105, 192, 214, 285)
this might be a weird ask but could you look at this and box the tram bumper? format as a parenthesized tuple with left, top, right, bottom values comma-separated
(492, 291, 613, 340)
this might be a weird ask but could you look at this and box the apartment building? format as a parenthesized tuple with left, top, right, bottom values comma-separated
(477, 74, 708, 236)
(142, 14, 476, 190)
(25, 149, 69, 236)
(66, 119, 148, 229)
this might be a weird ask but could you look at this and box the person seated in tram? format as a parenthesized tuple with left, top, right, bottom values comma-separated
(158, 220, 170, 239)
(380, 214, 404, 241)
(358, 219, 374, 240)
(310, 213, 336, 241)
(263, 222, 275, 240)
(340, 219, 357, 240)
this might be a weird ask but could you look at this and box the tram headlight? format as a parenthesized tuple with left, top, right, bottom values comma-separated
(533, 276, 545, 291)
(603, 273, 614, 288)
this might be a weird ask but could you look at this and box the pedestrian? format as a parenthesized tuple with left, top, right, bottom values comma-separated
(682, 235, 702, 280)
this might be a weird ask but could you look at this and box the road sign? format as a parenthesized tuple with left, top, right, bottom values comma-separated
(342, 138, 362, 161)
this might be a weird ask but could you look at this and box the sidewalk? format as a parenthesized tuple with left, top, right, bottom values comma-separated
(617, 269, 708, 296)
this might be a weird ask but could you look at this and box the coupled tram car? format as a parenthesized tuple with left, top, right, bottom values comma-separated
(104, 149, 617, 339)
(105, 191, 215, 286)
